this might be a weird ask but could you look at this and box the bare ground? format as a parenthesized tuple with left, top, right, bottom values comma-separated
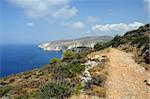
(105, 48, 150, 99)
(71, 48, 150, 99)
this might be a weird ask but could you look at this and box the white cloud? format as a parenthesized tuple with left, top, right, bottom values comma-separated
(92, 22, 144, 32)
(8, 0, 77, 19)
(71, 21, 85, 29)
(87, 16, 100, 23)
(51, 6, 77, 19)
(26, 22, 34, 27)
(144, 0, 150, 18)
(62, 21, 85, 29)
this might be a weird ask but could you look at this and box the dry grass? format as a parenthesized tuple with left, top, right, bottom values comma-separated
(88, 66, 104, 73)
(88, 85, 106, 97)
(86, 50, 109, 98)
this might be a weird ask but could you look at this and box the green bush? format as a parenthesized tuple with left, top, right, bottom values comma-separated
(37, 80, 73, 99)
(50, 58, 61, 64)
(51, 63, 72, 79)
(51, 62, 84, 79)
(94, 42, 111, 51)
(131, 35, 149, 48)
(94, 43, 103, 51)
(63, 50, 75, 59)
(0, 85, 12, 97)
(72, 83, 83, 95)
(111, 35, 122, 47)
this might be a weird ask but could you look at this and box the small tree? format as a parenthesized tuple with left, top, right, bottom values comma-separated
(50, 58, 61, 64)
(94, 43, 103, 51)
(94, 42, 111, 51)
(111, 35, 121, 47)
(62, 50, 74, 59)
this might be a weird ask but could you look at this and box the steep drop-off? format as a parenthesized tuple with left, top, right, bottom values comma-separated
(39, 36, 112, 51)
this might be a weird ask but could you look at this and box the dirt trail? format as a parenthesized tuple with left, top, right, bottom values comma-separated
(105, 48, 150, 99)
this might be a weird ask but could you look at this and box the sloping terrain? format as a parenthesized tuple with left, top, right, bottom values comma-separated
(0, 24, 149, 98)
(111, 24, 150, 65)
(87, 48, 150, 99)
(39, 36, 112, 51)
(105, 48, 150, 99)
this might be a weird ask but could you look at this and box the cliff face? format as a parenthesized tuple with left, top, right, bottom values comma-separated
(39, 36, 112, 51)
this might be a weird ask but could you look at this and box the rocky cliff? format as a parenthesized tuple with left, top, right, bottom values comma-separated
(39, 36, 112, 51)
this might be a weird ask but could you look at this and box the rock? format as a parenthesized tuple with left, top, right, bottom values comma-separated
(144, 79, 150, 93)
(0, 95, 9, 99)
(90, 75, 104, 86)
(38, 36, 112, 51)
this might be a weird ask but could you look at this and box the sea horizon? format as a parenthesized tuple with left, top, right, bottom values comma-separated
(0, 43, 62, 78)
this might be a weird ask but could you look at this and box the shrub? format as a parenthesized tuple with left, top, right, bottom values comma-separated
(94, 43, 103, 51)
(72, 83, 83, 95)
(0, 85, 12, 97)
(111, 35, 122, 47)
(51, 62, 84, 79)
(94, 42, 111, 51)
(90, 75, 105, 86)
(131, 35, 149, 48)
(36, 70, 44, 76)
(88, 66, 103, 73)
(37, 80, 73, 99)
(51, 63, 75, 79)
(90, 72, 107, 87)
(63, 50, 75, 59)
(50, 58, 61, 64)
(88, 86, 106, 97)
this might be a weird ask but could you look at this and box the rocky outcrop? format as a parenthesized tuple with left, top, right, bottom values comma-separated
(39, 36, 112, 51)
(81, 55, 107, 88)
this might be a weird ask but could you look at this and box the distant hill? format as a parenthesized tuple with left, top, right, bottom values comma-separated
(94, 24, 149, 66)
(1, 24, 149, 99)
(109, 24, 149, 66)
(124, 24, 149, 36)
(39, 36, 112, 51)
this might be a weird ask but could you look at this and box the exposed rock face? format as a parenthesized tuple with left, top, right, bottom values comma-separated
(39, 36, 112, 51)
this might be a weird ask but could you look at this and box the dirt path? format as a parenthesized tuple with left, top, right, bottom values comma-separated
(105, 48, 150, 99)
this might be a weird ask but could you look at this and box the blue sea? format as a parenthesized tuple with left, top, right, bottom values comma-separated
(0, 44, 62, 78)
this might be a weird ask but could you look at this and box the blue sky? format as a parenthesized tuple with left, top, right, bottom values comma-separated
(0, 0, 149, 44)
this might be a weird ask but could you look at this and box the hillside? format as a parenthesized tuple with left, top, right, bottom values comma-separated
(112, 24, 150, 69)
(94, 24, 150, 68)
(39, 36, 112, 51)
(87, 48, 150, 99)
(0, 24, 149, 99)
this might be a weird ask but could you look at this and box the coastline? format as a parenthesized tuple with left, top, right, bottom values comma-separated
(0, 44, 62, 78)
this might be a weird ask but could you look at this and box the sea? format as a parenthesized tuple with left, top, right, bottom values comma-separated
(0, 44, 62, 78)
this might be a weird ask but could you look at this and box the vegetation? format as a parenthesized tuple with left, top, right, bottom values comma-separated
(94, 23, 149, 65)
(0, 85, 12, 97)
(94, 42, 111, 51)
(131, 35, 149, 48)
(36, 49, 90, 98)
(0, 47, 92, 98)
(1, 24, 149, 98)
(85, 57, 109, 98)
(72, 83, 83, 95)
(62, 50, 75, 59)
(37, 80, 73, 99)
(50, 62, 84, 79)
(88, 86, 106, 97)
(50, 57, 61, 64)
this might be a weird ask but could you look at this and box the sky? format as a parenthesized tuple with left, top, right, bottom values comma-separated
(0, 0, 149, 44)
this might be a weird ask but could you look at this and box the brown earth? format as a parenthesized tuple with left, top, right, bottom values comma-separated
(71, 48, 150, 99)
(105, 48, 150, 99)
(79, 48, 150, 99)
